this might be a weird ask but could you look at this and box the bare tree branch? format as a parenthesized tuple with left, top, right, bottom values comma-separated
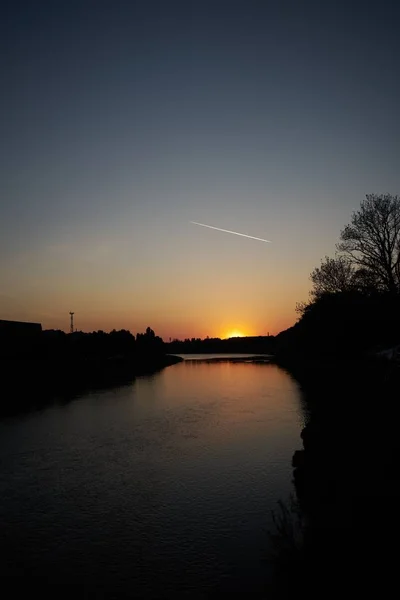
(337, 194, 400, 293)
(310, 255, 356, 299)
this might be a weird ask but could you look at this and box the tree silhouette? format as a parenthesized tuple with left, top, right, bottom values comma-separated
(337, 194, 400, 294)
(288, 194, 400, 357)
(310, 256, 356, 299)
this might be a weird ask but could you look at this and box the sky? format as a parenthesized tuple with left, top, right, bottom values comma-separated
(1, 0, 399, 339)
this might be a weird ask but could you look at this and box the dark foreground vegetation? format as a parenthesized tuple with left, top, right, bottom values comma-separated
(0, 327, 182, 416)
(269, 194, 400, 596)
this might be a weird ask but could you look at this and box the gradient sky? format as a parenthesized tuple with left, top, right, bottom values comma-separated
(1, 0, 399, 339)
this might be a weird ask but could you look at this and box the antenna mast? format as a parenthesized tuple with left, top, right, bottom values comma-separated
(69, 312, 74, 334)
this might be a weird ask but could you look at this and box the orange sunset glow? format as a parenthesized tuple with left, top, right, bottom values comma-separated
(223, 329, 246, 339)
(1, 0, 397, 345)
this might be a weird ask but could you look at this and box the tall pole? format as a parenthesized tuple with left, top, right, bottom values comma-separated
(69, 312, 74, 334)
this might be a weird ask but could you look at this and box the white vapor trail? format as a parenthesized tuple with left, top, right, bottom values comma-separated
(190, 221, 271, 243)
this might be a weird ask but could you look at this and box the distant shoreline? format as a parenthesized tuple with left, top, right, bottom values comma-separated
(178, 354, 272, 363)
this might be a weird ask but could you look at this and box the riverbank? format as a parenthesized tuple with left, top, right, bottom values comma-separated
(279, 356, 400, 596)
(1, 354, 183, 416)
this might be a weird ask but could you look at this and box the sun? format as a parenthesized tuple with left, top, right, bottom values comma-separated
(224, 329, 245, 339)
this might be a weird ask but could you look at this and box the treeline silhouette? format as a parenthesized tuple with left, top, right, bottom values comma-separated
(276, 194, 400, 361)
(40, 326, 164, 360)
(276, 289, 400, 360)
(1, 325, 165, 361)
(166, 335, 274, 354)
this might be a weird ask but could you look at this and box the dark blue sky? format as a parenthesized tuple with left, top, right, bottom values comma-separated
(1, 0, 399, 336)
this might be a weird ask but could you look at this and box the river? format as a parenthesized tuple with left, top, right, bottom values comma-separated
(0, 355, 304, 598)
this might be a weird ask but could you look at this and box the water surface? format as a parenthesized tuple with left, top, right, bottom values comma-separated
(0, 359, 303, 597)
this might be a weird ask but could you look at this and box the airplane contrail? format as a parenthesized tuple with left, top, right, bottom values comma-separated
(190, 221, 271, 243)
